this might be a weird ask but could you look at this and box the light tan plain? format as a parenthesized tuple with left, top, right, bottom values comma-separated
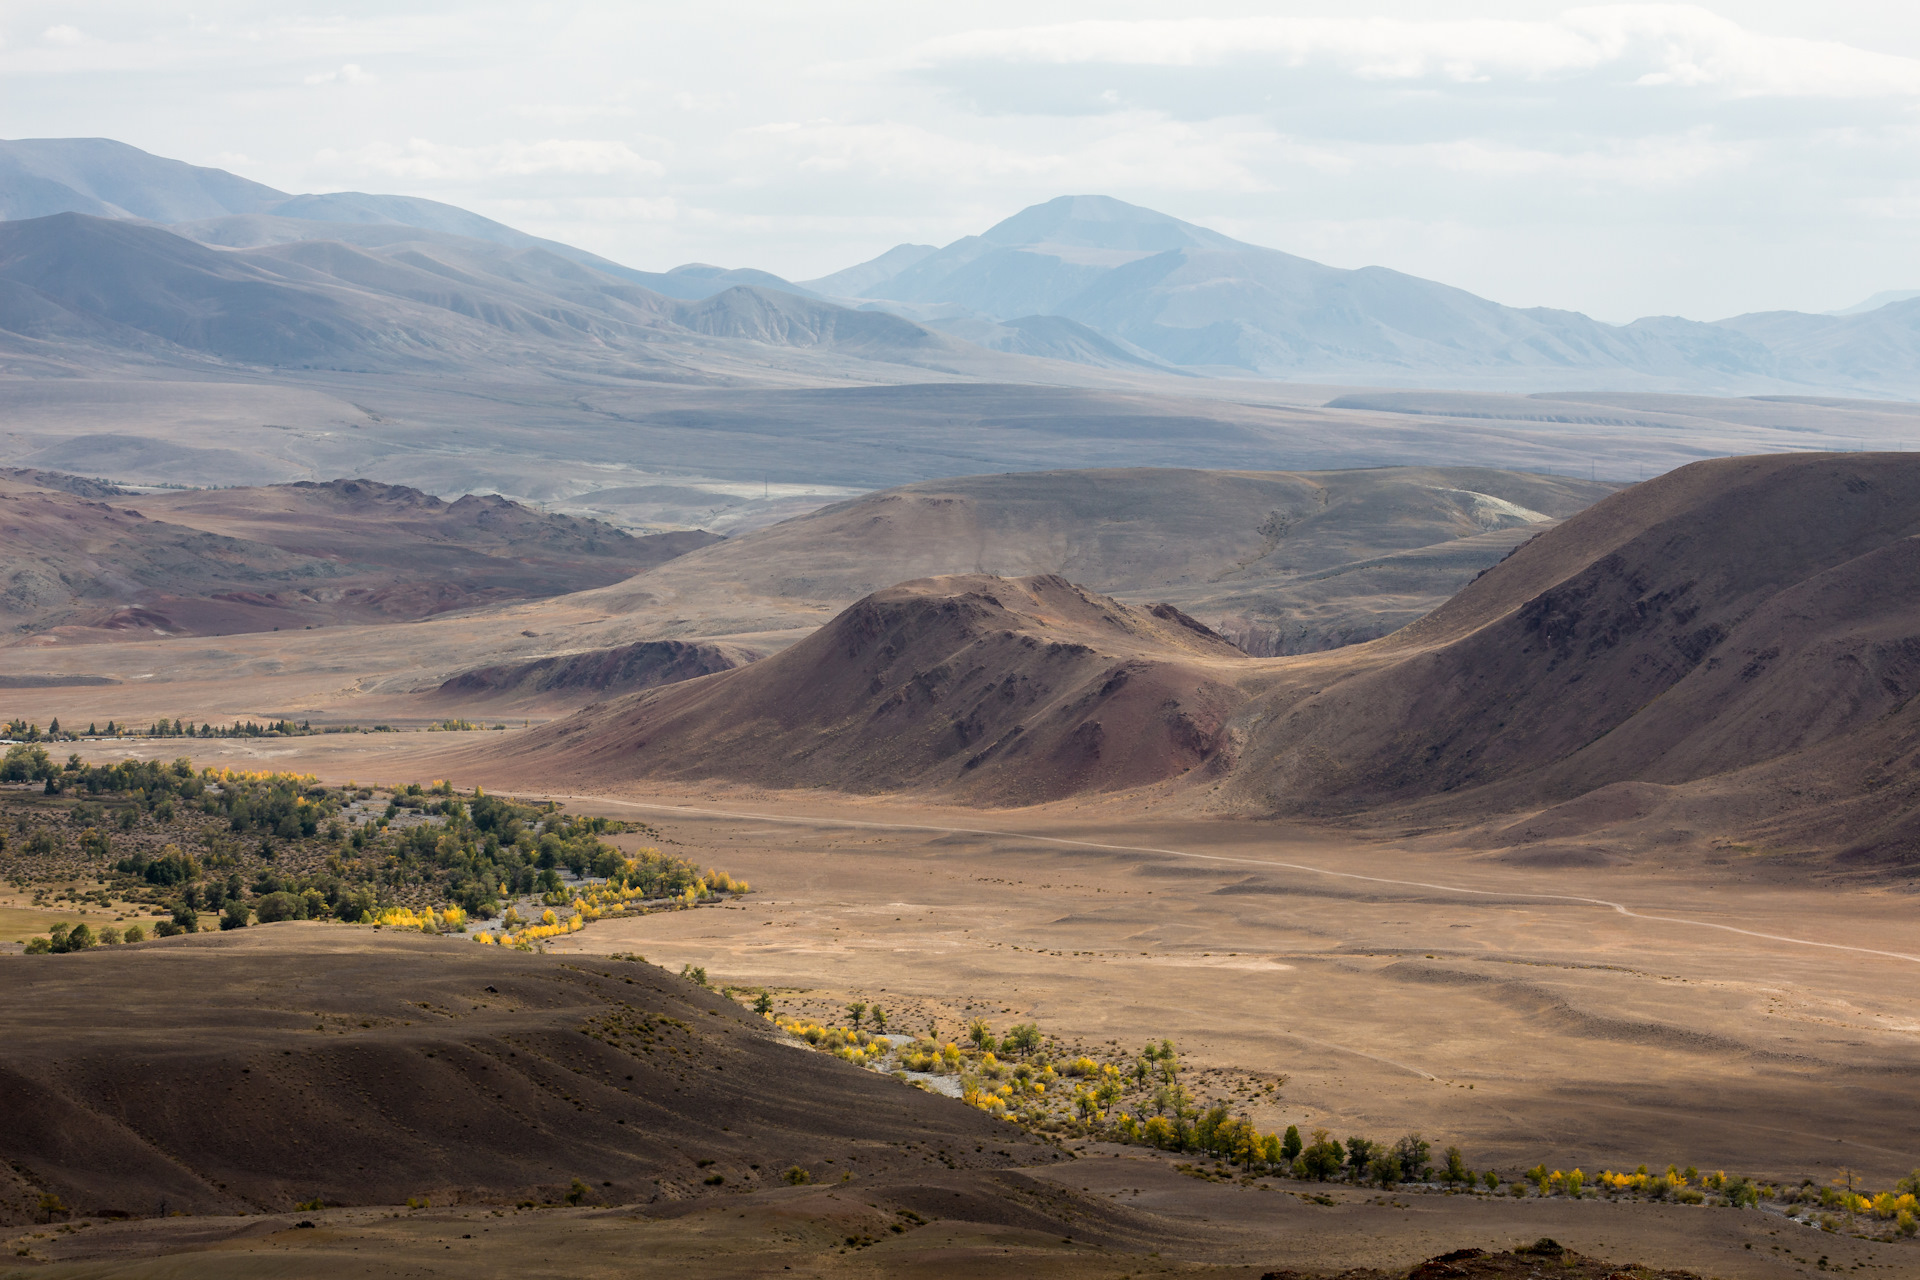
(64, 733, 1920, 1192)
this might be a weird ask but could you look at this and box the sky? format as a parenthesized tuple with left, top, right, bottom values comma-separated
(4, 1, 1919, 322)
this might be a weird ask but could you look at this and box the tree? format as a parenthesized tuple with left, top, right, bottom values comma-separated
(753, 991, 774, 1015)
(1345, 1136, 1375, 1180)
(1300, 1129, 1345, 1180)
(1003, 1023, 1042, 1055)
(1281, 1124, 1302, 1162)
(870, 1007, 888, 1031)
(1443, 1146, 1469, 1187)
(64, 922, 94, 951)
(847, 1002, 867, 1028)
(255, 891, 302, 923)
(967, 1018, 992, 1049)
(221, 901, 251, 930)
(1369, 1150, 1403, 1188)
(1394, 1133, 1432, 1182)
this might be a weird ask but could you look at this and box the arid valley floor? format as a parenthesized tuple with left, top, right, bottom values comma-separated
(5, 726, 1918, 1278)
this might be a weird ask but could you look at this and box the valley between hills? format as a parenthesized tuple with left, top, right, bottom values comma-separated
(3, 140, 1920, 1280)
(5, 451, 1920, 1279)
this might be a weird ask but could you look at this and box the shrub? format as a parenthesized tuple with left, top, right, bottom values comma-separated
(255, 892, 304, 923)
(222, 901, 252, 930)
(564, 1179, 589, 1205)
(783, 1166, 811, 1185)
(24, 936, 51, 954)
(122, 922, 146, 943)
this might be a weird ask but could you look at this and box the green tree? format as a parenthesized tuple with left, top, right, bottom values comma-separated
(753, 991, 774, 1015)
(1394, 1133, 1432, 1182)
(1443, 1146, 1469, 1187)
(255, 891, 303, 923)
(967, 1018, 992, 1049)
(870, 1007, 887, 1031)
(847, 1001, 867, 1028)
(221, 901, 251, 930)
(1281, 1124, 1302, 1162)
(64, 922, 94, 951)
(1300, 1130, 1345, 1180)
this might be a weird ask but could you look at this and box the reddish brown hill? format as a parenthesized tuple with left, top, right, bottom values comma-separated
(434, 638, 761, 710)
(0, 473, 718, 639)
(460, 454, 1920, 864)
(1225, 453, 1920, 861)
(509, 574, 1248, 805)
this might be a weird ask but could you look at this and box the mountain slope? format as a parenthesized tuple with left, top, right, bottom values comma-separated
(0, 137, 822, 300)
(0, 928, 1046, 1224)
(835, 195, 1775, 386)
(1209, 452, 1920, 863)
(0, 472, 717, 639)
(0, 137, 283, 222)
(497, 574, 1249, 805)
(0, 213, 997, 379)
(577, 466, 1615, 654)
(481, 454, 1920, 868)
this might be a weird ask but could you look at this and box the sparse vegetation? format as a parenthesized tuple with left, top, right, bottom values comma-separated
(1, 754, 747, 953)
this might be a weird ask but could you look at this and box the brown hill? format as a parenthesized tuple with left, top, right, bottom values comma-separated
(582, 466, 1615, 654)
(434, 638, 761, 710)
(483, 454, 1920, 865)
(1227, 453, 1920, 815)
(0, 926, 1052, 1226)
(0, 474, 716, 640)
(510, 574, 1249, 805)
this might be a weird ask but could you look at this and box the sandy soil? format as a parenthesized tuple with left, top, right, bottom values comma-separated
(52, 735, 1920, 1189)
(0, 1150, 1887, 1278)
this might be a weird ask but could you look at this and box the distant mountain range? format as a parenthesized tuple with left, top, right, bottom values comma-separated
(803, 194, 1920, 396)
(3, 138, 1919, 396)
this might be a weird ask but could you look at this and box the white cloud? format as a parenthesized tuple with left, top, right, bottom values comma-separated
(321, 137, 667, 181)
(304, 62, 372, 86)
(41, 24, 83, 46)
(908, 7, 1920, 99)
(737, 114, 1323, 192)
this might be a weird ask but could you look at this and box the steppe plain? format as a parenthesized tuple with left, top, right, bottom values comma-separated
(11, 737, 1917, 1278)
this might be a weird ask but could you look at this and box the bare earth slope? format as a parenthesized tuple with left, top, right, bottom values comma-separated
(432, 638, 762, 711)
(583, 466, 1615, 654)
(508, 574, 1249, 805)
(0, 926, 1050, 1227)
(1, 473, 717, 640)
(472, 453, 1920, 864)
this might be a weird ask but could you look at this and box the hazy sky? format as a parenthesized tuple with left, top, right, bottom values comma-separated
(5, 1, 1919, 321)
